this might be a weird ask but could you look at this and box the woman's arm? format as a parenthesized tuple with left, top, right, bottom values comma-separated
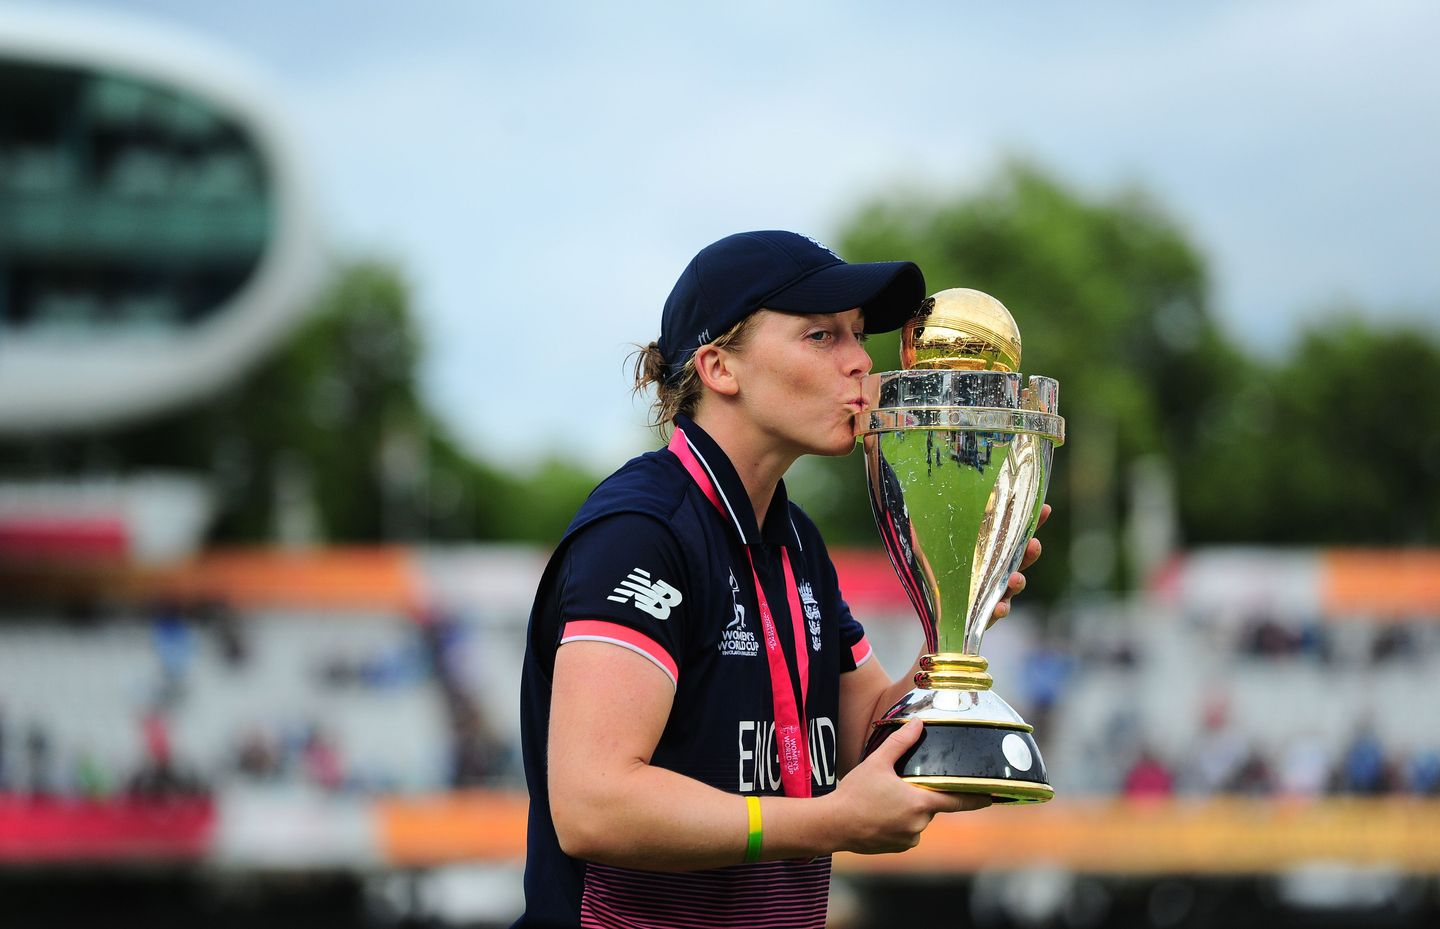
(548, 640, 976, 871)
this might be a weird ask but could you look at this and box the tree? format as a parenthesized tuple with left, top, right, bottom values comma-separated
(0, 259, 576, 545)
(10, 182, 1434, 570)
(164, 259, 600, 544)
(791, 161, 1233, 601)
(100, 259, 441, 542)
(793, 162, 1440, 607)
(1183, 317, 1440, 545)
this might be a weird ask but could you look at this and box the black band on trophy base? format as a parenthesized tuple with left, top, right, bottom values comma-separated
(864, 720, 1053, 804)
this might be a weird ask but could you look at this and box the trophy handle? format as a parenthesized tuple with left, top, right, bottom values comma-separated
(863, 432, 940, 655)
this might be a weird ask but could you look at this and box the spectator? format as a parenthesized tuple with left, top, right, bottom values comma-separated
(1371, 624, 1414, 664)
(1296, 620, 1331, 664)
(151, 600, 194, 705)
(142, 708, 172, 768)
(302, 724, 344, 792)
(235, 726, 282, 781)
(73, 750, 109, 798)
(1243, 616, 1299, 658)
(449, 698, 503, 786)
(1336, 731, 1391, 795)
(200, 598, 249, 670)
(25, 723, 52, 796)
(1277, 735, 1331, 799)
(1122, 749, 1174, 797)
(1405, 749, 1440, 795)
(1225, 749, 1276, 795)
(129, 708, 204, 799)
(1188, 694, 1247, 795)
(1021, 636, 1073, 737)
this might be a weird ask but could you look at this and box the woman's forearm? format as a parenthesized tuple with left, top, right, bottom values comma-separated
(551, 760, 841, 871)
(552, 724, 973, 871)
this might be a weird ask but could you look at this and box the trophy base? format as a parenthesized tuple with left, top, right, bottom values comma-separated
(862, 687, 1053, 804)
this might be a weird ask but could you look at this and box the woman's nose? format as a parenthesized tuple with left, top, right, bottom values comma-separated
(845, 335, 873, 377)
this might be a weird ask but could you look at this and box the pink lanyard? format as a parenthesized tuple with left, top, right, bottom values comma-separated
(669, 428, 813, 798)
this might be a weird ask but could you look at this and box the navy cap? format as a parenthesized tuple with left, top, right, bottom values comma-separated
(658, 231, 925, 382)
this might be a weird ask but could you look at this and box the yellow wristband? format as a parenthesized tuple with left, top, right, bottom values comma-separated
(744, 795, 762, 863)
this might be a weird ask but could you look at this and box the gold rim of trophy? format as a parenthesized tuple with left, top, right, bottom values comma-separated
(905, 775, 1055, 802)
(871, 718, 1035, 733)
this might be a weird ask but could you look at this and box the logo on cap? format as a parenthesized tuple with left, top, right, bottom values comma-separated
(801, 234, 840, 260)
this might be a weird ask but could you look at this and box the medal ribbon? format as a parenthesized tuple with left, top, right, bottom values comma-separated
(668, 428, 813, 798)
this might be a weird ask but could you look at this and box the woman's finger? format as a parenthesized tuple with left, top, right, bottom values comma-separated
(1018, 537, 1043, 572)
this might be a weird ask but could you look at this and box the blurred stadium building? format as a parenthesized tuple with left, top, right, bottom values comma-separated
(0, 4, 322, 571)
(3, 8, 1440, 929)
(0, 6, 322, 432)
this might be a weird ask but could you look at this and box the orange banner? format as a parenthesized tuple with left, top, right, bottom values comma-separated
(840, 797, 1440, 875)
(374, 792, 1440, 874)
(377, 790, 530, 866)
(1322, 550, 1440, 617)
(0, 546, 424, 613)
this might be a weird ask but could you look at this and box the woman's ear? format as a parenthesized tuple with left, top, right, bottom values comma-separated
(693, 344, 740, 397)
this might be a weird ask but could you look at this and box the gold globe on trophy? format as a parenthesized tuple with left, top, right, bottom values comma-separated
(856, 288, 1064, 802)
(901, 288, 1022, 373)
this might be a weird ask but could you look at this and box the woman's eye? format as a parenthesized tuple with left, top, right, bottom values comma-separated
(853, 331, 869, 344)
(806, 330, 832, 342)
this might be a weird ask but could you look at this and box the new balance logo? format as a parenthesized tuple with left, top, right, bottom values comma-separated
(607, 568, 684, 620)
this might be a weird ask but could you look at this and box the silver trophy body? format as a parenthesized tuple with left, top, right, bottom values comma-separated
(857, 289, 1064, 802)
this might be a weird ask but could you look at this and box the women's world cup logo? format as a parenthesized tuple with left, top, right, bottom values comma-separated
(720, 568, 758, 658)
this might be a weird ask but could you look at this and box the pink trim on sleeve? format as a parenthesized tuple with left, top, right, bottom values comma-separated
(561, 620, 679, 687)
(849, 636, 874, 669)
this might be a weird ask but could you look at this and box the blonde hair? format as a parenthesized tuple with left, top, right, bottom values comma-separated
(631, 314, 759, 431)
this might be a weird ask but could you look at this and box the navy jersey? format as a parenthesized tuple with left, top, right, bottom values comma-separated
(515, 414, 873, 929)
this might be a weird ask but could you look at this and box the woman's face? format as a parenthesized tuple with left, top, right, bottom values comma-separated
(726, 308, 873, 458)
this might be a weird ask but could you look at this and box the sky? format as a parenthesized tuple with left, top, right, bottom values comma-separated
(31, 1, 1440, 468)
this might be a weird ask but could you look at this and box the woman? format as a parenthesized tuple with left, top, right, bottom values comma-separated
(515, 231, 1044, 928)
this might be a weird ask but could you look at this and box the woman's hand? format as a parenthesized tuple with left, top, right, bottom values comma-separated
(827, 720, 989, 854)
(989, 504, 1051, 627)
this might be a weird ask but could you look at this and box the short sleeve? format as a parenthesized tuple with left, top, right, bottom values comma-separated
(555, 513, 690, 688)
(836, 595, 874, 671)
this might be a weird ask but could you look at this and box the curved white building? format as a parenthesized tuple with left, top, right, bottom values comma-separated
(0, 6, 325, 432)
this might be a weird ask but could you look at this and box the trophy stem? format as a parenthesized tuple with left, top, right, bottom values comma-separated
(916, 653, 992, 691)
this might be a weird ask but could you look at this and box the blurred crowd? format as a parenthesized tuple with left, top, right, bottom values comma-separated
(1231, 613, 1436, 666)
(4, 603, 1439, 805)
(1113, 699, 1440, 800)
(0, 601, 509, 801)
(1023, 610, 1440, 801)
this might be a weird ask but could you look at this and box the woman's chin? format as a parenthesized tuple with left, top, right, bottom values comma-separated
(817, 432, 860, 458)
